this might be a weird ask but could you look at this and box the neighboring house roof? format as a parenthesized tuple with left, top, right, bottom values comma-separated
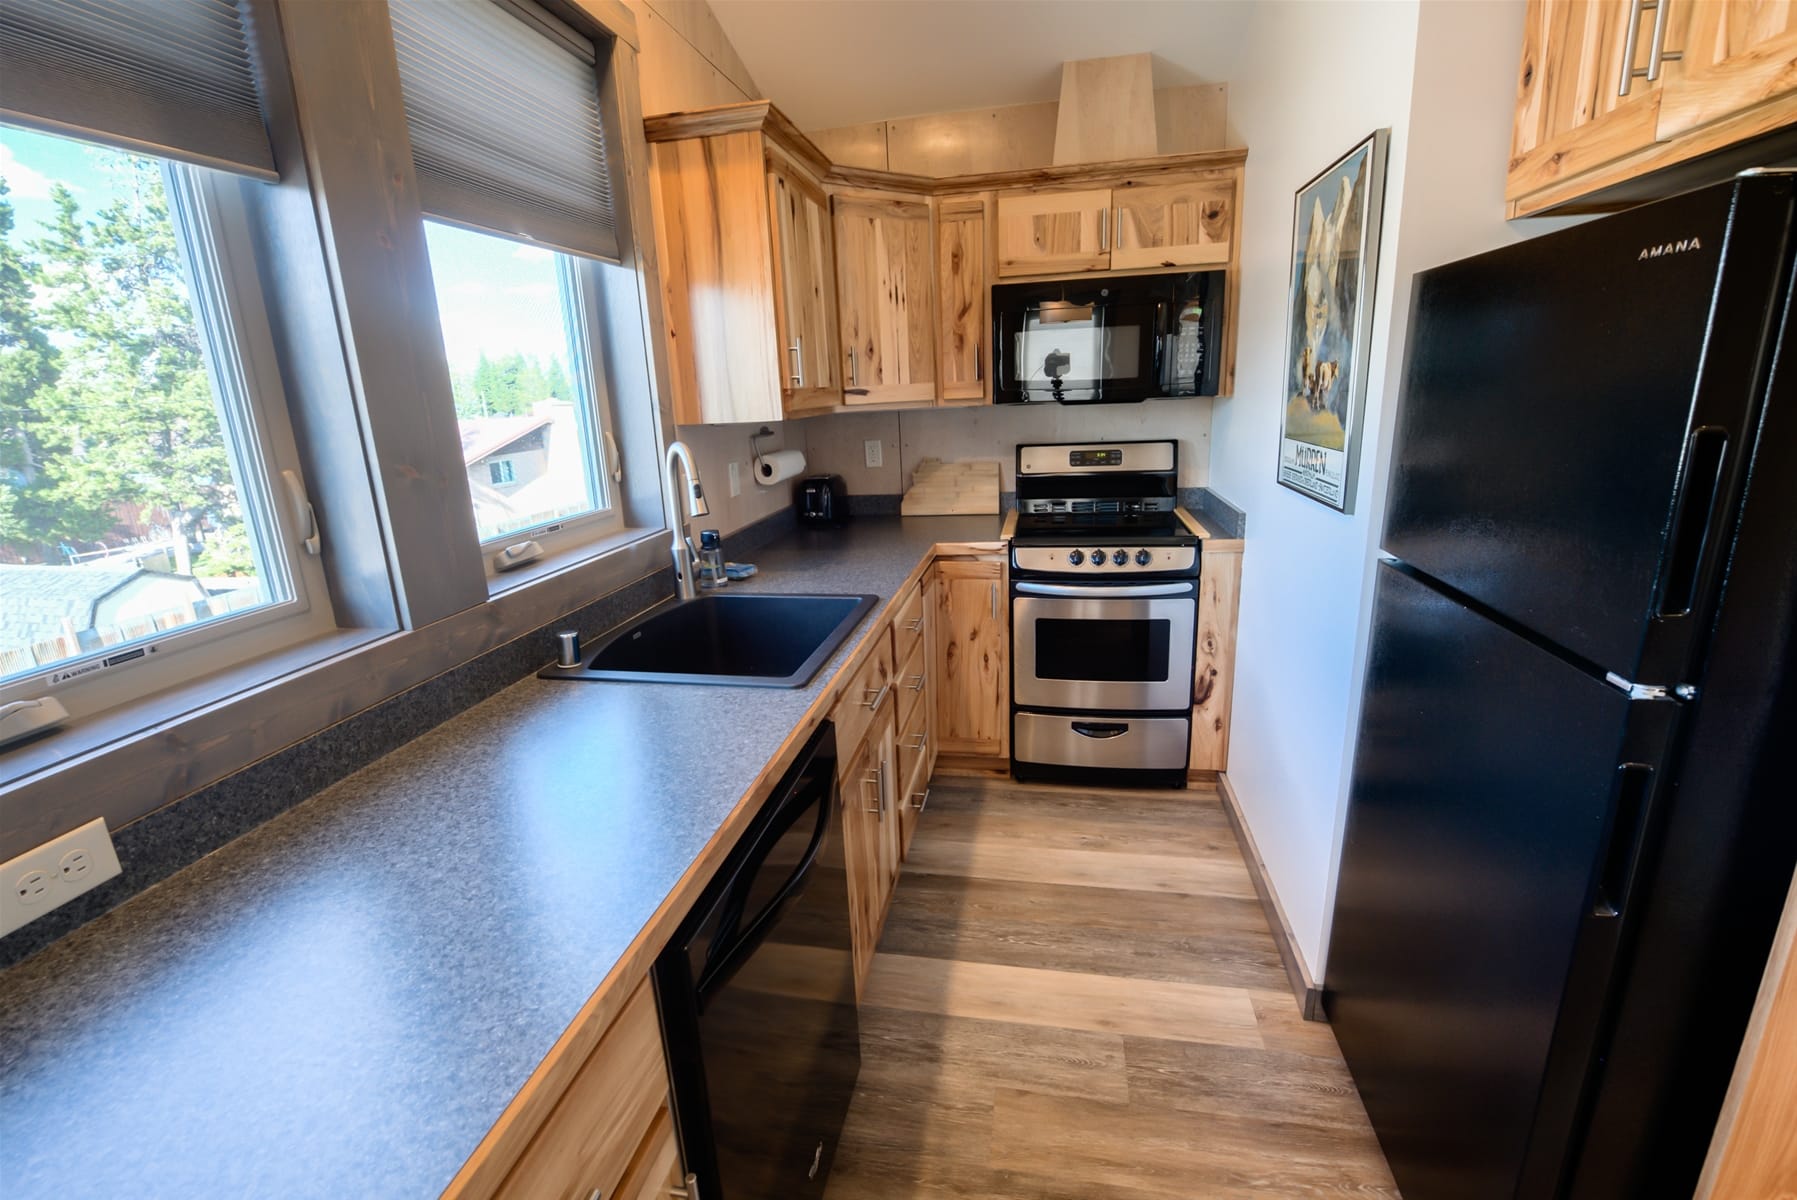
(459, 415, 552, 466)
(0, 563, 204, 651)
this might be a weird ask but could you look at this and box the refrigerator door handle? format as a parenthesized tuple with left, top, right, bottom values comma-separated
(1656, 426, 1730, 618)
(1593, 763, 1656, 918)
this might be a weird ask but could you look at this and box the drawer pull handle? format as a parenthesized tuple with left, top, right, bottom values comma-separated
(863, 769, 882, 815)
(670, 1174, 700, 1199)
(911, 787, 931, 812)
(907, 616, 925, 633)
(907, 673, 925, 692)
(908, 732, 927, 750)
(862, 682, 890, 711)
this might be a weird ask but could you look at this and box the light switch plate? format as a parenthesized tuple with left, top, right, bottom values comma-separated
(0, 817, 122, 937)
(728, 461, 741, 497)
(864, 439, 884, 469)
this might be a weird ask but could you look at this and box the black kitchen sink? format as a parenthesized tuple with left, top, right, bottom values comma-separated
(539, 592, 880, 688)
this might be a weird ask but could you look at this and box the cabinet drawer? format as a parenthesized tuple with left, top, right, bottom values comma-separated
(897, 667, 930, 797)
(496, 981, 668, 1200)
(613, 1107, 686, 1200)
(895, 632, 928, 731)
(831, 627, 894, 769)
(892, 580, 928, 666)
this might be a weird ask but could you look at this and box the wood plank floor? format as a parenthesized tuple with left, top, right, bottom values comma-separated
(824, 778, 1397, 1200)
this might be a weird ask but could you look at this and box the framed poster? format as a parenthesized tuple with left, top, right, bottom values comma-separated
(1277, 129, 1389, 512)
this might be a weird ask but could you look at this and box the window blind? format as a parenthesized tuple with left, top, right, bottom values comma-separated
(388, 0, 619, 262)
(0, 0, 275, 178)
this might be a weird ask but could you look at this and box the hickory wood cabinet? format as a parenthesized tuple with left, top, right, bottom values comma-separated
(1508, 0, 1797, 216)
(647, 127, 840, 423)
(932, 556, 1010, 761)
(451, 979, 690, 1200)
(995, 174, 1237, 276)
(832, 570, 943, 992)
(934, 194, 991, 403)
(833, 191, 937, 405)
(643, 102, 1247, 417)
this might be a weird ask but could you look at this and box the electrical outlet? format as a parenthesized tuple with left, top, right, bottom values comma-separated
(0, 817, 121, 937)
(728, 460, 741, 498)
(864, 439, 883, 469)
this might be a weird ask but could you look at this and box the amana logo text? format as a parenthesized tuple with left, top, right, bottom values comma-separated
(1639, 238, 1702, 260)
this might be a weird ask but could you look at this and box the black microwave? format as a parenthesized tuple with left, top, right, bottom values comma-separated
(991, 270, 1224, 404)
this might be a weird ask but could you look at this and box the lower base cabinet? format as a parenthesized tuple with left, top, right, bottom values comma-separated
(835, 572, 945, 994)
(491, 981, 684, 1200)
(933, 557, 1009, 761)
(614, 1109, 688, 1200)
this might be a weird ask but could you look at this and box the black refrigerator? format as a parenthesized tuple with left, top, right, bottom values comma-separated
(1327, 174, 1797, 1200)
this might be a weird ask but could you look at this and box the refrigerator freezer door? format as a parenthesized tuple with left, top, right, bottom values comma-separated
(1327, 563, 1636, 1200)
(1383, 178, 1794, 685)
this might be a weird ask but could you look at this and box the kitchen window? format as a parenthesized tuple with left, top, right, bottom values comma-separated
(0, 127, 329, 718)
(422, 220, 619, 550)
(390, 0, 629, 568)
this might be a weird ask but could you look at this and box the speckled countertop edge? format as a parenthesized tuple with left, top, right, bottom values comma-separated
(0, 515, 1004, 1200)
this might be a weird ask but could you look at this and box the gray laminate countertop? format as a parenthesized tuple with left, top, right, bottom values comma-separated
(0, 515, 1004, 1199)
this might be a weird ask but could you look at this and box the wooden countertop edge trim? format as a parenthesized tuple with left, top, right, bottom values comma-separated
(440, 537, 1003, 1200)
(642, 100, 1248, 195)
(1175, 506, 1245, 553)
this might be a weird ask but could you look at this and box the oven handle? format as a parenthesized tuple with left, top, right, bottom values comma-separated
(1014, 581, 1195, 599)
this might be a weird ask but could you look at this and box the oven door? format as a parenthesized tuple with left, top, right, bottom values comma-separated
(1012, 580, 1196, 711)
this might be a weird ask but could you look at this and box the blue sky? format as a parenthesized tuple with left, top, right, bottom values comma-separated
(1, 124, 568, 376)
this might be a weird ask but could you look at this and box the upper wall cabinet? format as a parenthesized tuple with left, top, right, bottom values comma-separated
(834, 192, 937, 406)
(1508, 0, 1797, 217)
(935, 194, 991, 404)
(647, 128, 840, 424)
(1111, 178, 1235, 270)
(644, 102, 1248, 416)
(994, 187, 1112, 276)
(768, 153, 841, 414)
(995, 175, 1237, 277)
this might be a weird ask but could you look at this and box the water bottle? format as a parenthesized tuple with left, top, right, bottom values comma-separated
(697, 529, 727, 589)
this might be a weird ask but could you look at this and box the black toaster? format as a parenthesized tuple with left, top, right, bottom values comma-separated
(795, 474, 848, 525)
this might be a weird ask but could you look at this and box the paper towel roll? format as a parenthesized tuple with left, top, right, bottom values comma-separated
(755, 449, 807, 486)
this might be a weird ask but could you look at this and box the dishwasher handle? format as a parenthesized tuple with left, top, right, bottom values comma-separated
(695, 786, 831, 998)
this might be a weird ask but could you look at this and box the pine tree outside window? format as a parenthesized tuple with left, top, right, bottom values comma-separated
(0, 124, 331, 709)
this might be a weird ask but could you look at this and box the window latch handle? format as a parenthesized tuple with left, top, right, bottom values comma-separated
(280, 469, 321, 556)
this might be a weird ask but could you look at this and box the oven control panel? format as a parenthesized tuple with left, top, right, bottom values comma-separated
(1012, 544, 1198, 574)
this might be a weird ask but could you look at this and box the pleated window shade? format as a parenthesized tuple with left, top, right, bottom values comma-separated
(0, 0, 275, 177)
(388, 0, 619, 262)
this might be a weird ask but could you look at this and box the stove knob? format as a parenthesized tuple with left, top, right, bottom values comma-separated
(1090, 549, 1107, 568)
(1135, 549, 1153, 566)
(1067, 549, 1085, 566)
(1111, 549, 1128, 566)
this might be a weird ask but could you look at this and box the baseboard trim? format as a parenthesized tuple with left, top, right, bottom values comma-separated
(1217, 772, 1327, 1021)
(932, 753, 1011, 778)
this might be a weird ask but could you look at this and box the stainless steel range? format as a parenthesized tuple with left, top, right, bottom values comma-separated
(1009, 440, 1199, 787)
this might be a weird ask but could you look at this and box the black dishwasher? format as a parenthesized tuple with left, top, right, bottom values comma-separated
(654, 721, 860, 1200)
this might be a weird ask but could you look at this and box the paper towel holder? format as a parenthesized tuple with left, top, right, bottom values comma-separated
(749, 425, 776, 476)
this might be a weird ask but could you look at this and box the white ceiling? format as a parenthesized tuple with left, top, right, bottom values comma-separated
(707, 0, 1258, 130)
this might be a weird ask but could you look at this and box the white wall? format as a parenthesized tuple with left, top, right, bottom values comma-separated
(1212, 0, 1583, 979)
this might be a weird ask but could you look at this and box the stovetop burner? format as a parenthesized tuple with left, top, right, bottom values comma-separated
(1010, 439, 1199, 577)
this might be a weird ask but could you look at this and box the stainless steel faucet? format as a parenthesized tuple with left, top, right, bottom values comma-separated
(662, 440, 710, 600)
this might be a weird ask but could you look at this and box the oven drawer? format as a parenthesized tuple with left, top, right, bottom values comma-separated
(1012, 588, 1195, 712)
(1013, 712, 1191, 771)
